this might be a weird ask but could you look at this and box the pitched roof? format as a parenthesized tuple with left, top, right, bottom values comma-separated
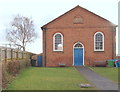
(41, 5, 117, 30)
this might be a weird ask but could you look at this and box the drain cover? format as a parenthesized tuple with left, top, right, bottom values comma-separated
(79, 84, 92, 88)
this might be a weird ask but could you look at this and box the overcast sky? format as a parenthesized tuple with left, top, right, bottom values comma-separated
(0, 0, 119, 54)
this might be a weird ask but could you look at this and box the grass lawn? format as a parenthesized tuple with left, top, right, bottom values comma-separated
(89, 67, 119, 84)
(7, 67, 94, 90)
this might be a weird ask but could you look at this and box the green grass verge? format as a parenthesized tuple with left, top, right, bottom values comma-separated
(7, 67, 94, 90)
(89, 67, 119, 84)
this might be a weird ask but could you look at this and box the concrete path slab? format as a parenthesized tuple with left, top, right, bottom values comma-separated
(75, 66, 118, 90)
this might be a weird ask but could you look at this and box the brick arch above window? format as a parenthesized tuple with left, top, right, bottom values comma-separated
(53, 32, 63, 51)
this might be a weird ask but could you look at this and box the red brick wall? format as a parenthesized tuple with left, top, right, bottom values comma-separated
(42, 6, 116, 67)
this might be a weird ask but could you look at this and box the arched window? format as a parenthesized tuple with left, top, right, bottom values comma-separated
(74, 42, 83, 48)
(94, 32, 104, 51)
(53, 33, 63, 51)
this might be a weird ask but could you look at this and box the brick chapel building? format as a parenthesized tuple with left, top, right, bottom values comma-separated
(41, 5, 117, 67)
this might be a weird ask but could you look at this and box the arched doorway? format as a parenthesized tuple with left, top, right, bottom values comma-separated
(73, 42, 84, 66)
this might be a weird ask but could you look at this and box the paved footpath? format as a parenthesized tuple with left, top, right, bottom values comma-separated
(75, 66, 118, 90)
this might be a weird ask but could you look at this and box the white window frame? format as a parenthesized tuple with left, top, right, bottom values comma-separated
(53, 32, 63, 51)
(94, 32, 104, 51)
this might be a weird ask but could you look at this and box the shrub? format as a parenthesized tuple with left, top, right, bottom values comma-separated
(2, 62, 13, 89)
(2, 59, 31, 89)
(7, 60, 20, 76)
(19, 59, 31, 69)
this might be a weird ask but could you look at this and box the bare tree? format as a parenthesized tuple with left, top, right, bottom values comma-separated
(6, 15, 37, 51)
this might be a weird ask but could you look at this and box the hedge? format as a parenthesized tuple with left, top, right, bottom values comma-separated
(2, 59, 31, 89)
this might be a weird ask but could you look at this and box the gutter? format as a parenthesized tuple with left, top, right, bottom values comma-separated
(112, 26, 116, 59)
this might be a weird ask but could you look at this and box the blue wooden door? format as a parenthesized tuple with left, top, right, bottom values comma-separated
(74, 48, 83, 66)
(38, 56, 42, 67)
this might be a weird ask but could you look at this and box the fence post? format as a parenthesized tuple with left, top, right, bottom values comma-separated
(0, 48, 1, 62)
(25, 52, 26, 59)
(5, 49, 7, 62)
(22, 51, 24, 59)
(16, 50, 18, 60)
(11, 49, 13, 60)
